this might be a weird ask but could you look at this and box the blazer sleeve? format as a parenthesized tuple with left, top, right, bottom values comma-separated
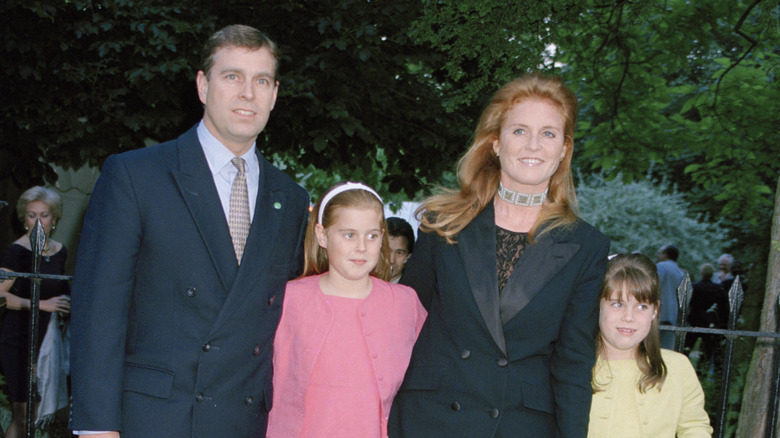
(70, 154, 142, 431)
(551, 230, 610, 438)
(290, 204, 307, 278)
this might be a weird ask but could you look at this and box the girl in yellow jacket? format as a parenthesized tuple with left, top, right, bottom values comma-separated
(588, 253, 712, 438)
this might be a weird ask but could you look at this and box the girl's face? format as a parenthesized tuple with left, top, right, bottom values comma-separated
(599, 289, 657, 360)
(24, 200, 55, 237)
(315, 206, 384, 283)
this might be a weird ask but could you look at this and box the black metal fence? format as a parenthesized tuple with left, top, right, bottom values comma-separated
(0, 221, 72, 438)
(660, 272, 780, 438)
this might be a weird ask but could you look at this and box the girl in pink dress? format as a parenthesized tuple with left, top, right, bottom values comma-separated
(267, 182, 427, 438)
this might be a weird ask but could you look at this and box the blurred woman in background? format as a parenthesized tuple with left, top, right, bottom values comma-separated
(0, 186, 70, 438)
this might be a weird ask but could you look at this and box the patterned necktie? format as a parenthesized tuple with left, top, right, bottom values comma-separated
(229, 157, 250, 264)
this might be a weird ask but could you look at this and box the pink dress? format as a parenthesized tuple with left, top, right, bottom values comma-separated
(267, 274, 427, 438)
(299, 295, 381, 437)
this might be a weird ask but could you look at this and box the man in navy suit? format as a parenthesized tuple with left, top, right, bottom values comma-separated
(69, 25, 309, 438)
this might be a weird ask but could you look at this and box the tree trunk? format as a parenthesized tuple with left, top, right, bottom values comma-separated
(737, 175, 780, 437)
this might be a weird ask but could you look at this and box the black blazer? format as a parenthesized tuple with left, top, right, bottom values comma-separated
(70, 126, 309, 437)
(389, 202, 609, 438)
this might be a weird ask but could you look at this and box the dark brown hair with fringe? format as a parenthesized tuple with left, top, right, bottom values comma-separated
(593, 253, 667, 394)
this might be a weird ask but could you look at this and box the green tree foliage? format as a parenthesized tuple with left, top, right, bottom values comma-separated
(0, 0, 476, 203)
(1, 0, 209, 186)
(267, 0, 475, 200)
(407, 0, 586, 111)
(556, 0, 779, 229)
(2, 0, 776, 213)
(577, 173, 732, 276)
(409, 2, 777, 312)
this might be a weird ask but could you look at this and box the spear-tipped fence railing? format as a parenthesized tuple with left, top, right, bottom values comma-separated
(660, 272, 780, 438)
(0, 220, 72, 438)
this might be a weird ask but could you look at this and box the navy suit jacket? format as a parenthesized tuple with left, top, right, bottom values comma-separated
(70, 126, 309, 437)
(389, 202, 609, 438)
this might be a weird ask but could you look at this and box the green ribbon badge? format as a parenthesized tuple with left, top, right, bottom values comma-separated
(274, 202, 282, 210)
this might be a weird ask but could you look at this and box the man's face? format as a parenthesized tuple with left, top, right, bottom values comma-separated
(388, 235, 411, 281)
(197, 46, 278, 155)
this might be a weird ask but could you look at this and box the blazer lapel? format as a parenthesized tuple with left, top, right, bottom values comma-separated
(458, 203, 507, 354)
(171, 127, 237, 295)
(236, 154, 287, 276)
(499, 227, 580, 325)
(209, 152, 289, 332)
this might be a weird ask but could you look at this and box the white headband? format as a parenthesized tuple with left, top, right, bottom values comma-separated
(318, 182, 383, 225)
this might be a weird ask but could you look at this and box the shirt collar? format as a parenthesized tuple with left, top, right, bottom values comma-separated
(197, 120, 259, 182)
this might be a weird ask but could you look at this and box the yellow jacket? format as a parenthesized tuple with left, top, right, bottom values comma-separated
(588, 349, 713, 437)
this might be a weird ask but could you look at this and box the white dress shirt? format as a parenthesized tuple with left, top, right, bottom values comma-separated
(197, 120, 259, 222)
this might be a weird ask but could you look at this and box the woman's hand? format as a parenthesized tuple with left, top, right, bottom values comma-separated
(40, 295, 70, 313)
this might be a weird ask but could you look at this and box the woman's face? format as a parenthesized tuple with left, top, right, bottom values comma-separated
(492, 98, 567, 194)
(599, 290, 657, 360)
(24, 200, 55, 237)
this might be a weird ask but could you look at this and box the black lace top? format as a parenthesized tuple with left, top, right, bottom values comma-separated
(496, 227, 528, 294)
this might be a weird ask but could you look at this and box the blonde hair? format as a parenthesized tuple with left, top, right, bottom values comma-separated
(593, 253, 667, 394)
(417, 72, 579, 243)
(17, 186, 63, 225)
(302, 182, 391, 280)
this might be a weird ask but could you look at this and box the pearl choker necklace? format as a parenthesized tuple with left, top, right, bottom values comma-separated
(497, 182, 548, 207)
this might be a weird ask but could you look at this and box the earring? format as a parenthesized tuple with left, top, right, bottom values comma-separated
(52, 225, 56, 230)
(495, 150, 500, 157)
(24, 225, 29, 231)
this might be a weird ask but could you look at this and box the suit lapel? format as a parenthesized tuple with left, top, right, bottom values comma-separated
(209, 152, 289, 332)
(499, 226, 580, 325)
(236, 153, 287, 276)
(458, 203, 506, 354)
(170, 127, 237, 295)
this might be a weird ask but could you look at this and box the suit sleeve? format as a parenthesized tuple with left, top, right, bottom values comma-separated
(290, 202, 308, 279)
(70, 155, 142, 431)
(399, 229, 435, 311)
(551, 231, 610, 438)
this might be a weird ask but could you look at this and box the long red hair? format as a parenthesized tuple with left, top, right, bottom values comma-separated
(417, 72, 579, 243)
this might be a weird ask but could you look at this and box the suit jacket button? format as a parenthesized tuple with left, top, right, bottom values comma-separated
(186, 287, 197, 297)
(202, 342, 211, 352)
(451, 402, 461, 411)
(268, 295, 275, 305)
(497, 357, 508, 367)
(460, 349, 470, 359)
(245, 396, 254, 406)
(195, 392, 205, 402)
(490, 408, 500, 419)
(254, 345, 261, 356)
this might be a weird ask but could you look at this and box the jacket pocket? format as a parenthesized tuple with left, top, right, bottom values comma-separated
(123, 362, 175, 399)
(399, 366, 443, 391)
(521, 380, 554, 414)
